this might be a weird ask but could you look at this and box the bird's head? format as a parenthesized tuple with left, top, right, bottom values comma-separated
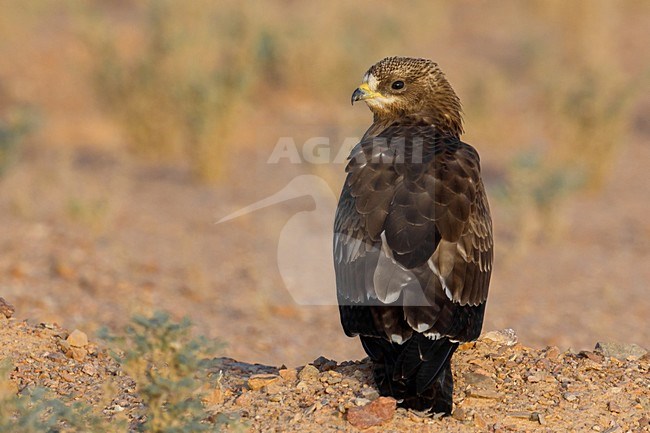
(351, 56, 463, 134)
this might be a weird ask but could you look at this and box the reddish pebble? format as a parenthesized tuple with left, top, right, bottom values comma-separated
(347, 396, 396, 429)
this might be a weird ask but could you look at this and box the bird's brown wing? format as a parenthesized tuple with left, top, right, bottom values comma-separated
(334, 121, 492, 341)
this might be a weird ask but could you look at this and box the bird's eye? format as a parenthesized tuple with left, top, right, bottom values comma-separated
(391, 80, 405, 90)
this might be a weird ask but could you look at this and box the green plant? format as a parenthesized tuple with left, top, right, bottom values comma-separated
(540, 66, 640, 191)
(66, 197, 110, 228)
(0, 108, 36, 177)
(1, 312, 237, 432)
(0, 359, 121, 433)
(491, 148, 586, 252)
(100, 311, 227, 433)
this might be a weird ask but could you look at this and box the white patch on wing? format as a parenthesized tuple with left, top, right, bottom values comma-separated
(333, 233, 344, 263)
(390, 334, 404, 344)
(427, 258, 454, 301)
(380, 231, 395, 262)
(415, 322, 431, 333)
(457, 242, 468, 261)
(345, 236, 363, 263)
(373, 231, 420, 304)
(424, 332, 442, 340)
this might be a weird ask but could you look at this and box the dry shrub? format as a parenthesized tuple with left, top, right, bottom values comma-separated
(68, 0, 646, 201)
(83, 0, 261, 182)
(462, 1, 648, 248)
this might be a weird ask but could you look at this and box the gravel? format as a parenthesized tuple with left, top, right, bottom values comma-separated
(1, 318, 648, 432)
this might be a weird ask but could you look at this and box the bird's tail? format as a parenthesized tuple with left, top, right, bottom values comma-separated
(360, 334, 458, 414)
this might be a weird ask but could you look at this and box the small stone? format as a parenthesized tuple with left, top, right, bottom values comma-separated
(452, 407, 467, 421)
(265, 382, 283, 395)
(353, 370, 365, 380)
(326, 375, 342, 385)
(43, 352, 66, 362)
(247, 374, 280, 391)
(202, 386, 225, 405)
(347, 396, 396, 429)
(594, 342, 647, 360)
(279, 368, 297, 382)
(467, 388, 502, 399)
(69, 347, 87, 362)
(60, 371, 75, 382)
(360, 387, 380, 400)
(607, 401, 621, 413)
(67, 329, 88, 348)
(465, 371, 500, 399)
(563, 392, 579, 402)
(304, 401, 323, 416)
(474, 414, 488, 429)
(457, 342, 476, 352)
(507, 411, 533, 419)
(82, 363, 96, 376)
(235, 391, 254, 407)
(545, 346, 561, 360)
(298, 364, 320, 381)
(465, 372, 495, 387)
(481, 329, 518, 346)
(312, 356, 337, 371)
(312, 356, 330, 367)
(325, 386, 335, 394)
(353, 398, 371, 407)
(0, 297, 15, 319)
(527, 374, 542, 383)
(579, 350, 604, 363)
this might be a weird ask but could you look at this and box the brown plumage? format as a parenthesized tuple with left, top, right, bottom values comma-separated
(334, 57, 493, 414)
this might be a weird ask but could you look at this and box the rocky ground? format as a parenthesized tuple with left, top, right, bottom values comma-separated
(2, 300, 649, 432)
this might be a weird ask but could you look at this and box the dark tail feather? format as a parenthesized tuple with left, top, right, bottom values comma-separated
(360, 334, 458, 414)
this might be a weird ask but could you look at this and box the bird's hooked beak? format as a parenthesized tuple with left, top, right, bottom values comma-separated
(351, 82, 383, 105)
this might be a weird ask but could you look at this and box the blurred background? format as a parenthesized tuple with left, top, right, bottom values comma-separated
(0, 0, 649, 367)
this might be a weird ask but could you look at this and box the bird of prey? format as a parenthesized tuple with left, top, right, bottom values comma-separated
(334, 57, 493, 415)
